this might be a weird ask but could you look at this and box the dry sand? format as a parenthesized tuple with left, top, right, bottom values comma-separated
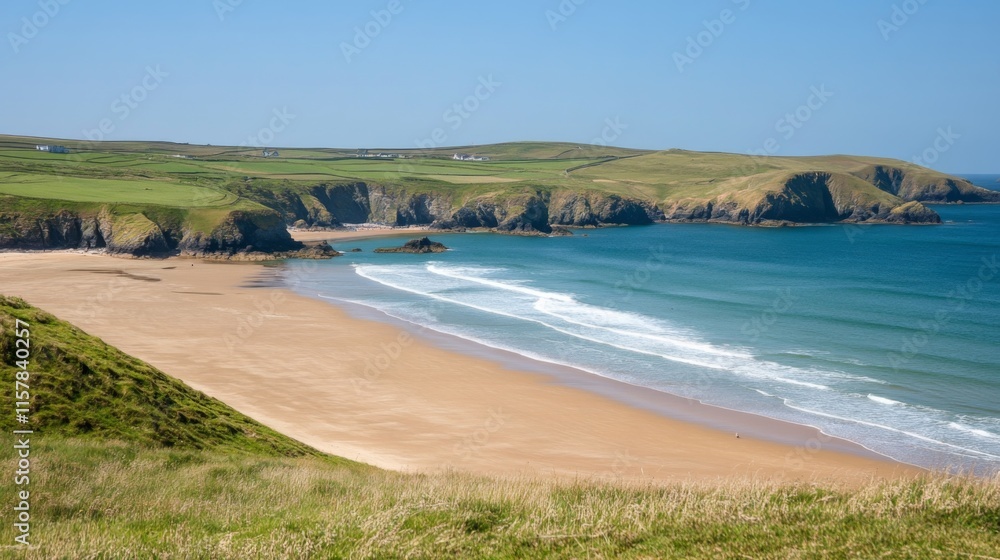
(0, 250, 921, 483)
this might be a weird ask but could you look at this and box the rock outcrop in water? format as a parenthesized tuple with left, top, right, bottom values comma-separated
(374, 237, 449, 254)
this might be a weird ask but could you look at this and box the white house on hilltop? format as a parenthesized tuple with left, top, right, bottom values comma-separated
(36, 145, 68, 153)
(356, 149, 405, 159)
(453, 153, 490, 162)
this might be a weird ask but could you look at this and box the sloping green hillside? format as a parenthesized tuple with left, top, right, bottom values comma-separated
(571, 150, 997, 218)
(0, 295, 321, 456)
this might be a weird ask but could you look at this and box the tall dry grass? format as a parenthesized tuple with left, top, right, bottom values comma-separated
(2, 439, 998, 559)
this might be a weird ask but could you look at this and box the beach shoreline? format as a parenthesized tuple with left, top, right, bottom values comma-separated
(289, 227, 434, 244)
(322, 292, 894, 462)
(0, 248, 922, 483)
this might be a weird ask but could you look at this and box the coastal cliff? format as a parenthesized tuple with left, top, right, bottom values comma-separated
(852, 165, 1000, 203)
(0, 199, 302, 257)
(2, 137, 997, 255)
(662, 172, 941, 225)
(233, 176, 945, 234)
(236, 181, 665, 235)
(1, 167, 986, 256)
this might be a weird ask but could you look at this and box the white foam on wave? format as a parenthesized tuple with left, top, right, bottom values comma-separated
(426, 264, 506, 276)
(359, 265, 729, 370)
(355, 263, 839, 392)
(533, 297, 752, 359)
(316, 293, 625, 383)
(949, 423, 1000, 440)
(852, 375, 890, 385)
(842, 358, 871, 367)
(340, 263, 1000, 469)
(867, 394, 903, 406)
(430, 265, 840, 390)
(427, 263, 575, 303)
(775, 378, 830, 390)
(782, 401, 1000, 461)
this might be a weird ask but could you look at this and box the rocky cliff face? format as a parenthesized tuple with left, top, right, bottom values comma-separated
(438, 192, 553, 233)
(271, 182, 662, 235)
(0, 209, 88, 250)
(96, 209, 173, 256)
(267, 173, 961, 232)
(179, 210, 298, 255)
(662, 172, 941, 225)
(0, 205, 301, 257)
(371, 187, 455, 226)
(310, 183, 371, 224)
(548, 191, 663, 226)
(853, 165, 1000, 203)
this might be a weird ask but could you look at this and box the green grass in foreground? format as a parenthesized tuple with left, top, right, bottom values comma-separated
(1, 295, 999, 558)
(0, 439, 998, 558)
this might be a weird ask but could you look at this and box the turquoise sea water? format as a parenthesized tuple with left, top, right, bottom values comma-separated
(286, 176, 1000, 474)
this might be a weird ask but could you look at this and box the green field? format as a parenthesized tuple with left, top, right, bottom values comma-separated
(566, 150, 936, 200)
(0, 134, 975, 201)
(0, 171, 238, 207)
(0, 142, 605, 192)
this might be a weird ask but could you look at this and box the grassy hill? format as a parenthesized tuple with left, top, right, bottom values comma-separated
(2, 296, 1000, 557)
(0, 295, 324, 456)
(2, 135, 986, 200)
(1, 134, 998, 253)
(0, 171, 238, 207)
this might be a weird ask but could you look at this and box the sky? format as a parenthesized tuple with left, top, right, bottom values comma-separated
(2, 0, 997, 172)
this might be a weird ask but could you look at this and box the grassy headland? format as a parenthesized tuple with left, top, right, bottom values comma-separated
(2, 135, 998, 256)
(2, 296, 999, 558)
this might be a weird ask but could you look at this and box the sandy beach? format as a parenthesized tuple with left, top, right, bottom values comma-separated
(289, 228, 433, 243)
(0, 246, 922, 483)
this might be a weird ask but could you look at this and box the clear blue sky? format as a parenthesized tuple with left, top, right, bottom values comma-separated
(2, 0, 997, 172)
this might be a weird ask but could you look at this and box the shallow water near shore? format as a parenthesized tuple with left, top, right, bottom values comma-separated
(286, 176, 1000, 475)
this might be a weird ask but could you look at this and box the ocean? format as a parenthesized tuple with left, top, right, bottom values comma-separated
(285, 175, 1000, 475)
